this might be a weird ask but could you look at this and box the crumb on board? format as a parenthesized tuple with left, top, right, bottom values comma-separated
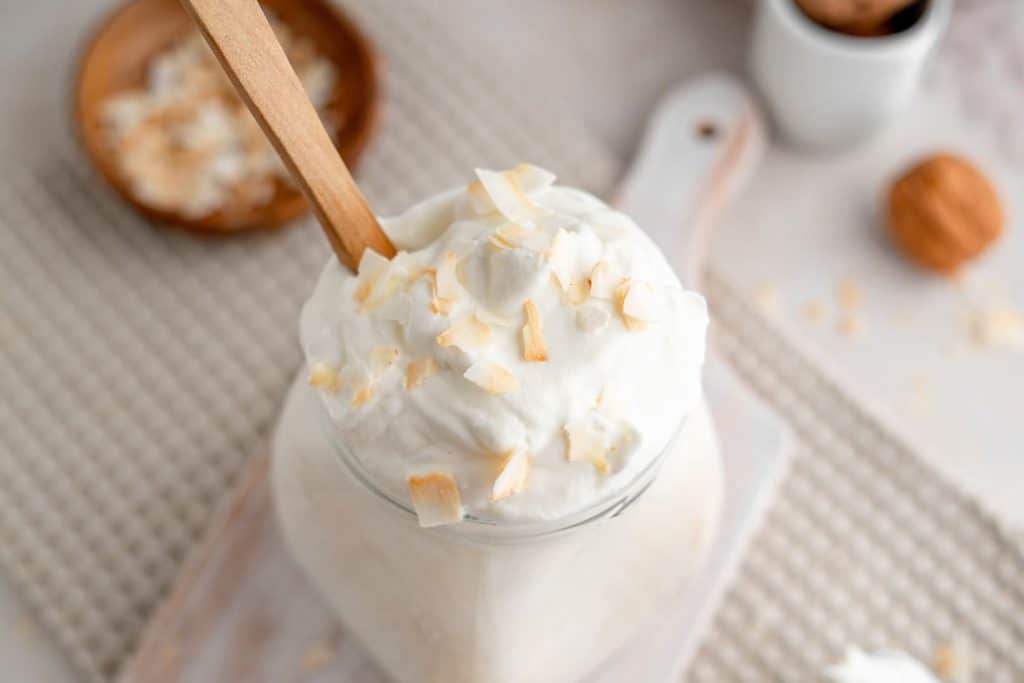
(301, 637, 337, 673)
(908, 373, 935, 416)
(934, 638, 973, 682)
(837, 313, 866, 339)
(752, 282, 781, 316)
(802, 300, 828, 323)
(15, 611, 38, 640)
(836, 277, 863, 311)
(967, 305, 1024, 351)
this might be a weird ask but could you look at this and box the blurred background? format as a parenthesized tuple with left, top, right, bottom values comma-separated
(1, 0, 1022, 681)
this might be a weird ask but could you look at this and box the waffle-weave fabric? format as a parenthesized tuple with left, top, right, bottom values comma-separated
(0, 0, 1021, 681)
(0, 0, 616, 678)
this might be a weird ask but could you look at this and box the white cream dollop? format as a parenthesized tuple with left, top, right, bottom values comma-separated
(825, 648, 942, 683)
(300, 165, 708, 524)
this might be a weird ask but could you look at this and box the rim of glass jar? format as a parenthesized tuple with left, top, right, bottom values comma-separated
(317, 397, 689, 543)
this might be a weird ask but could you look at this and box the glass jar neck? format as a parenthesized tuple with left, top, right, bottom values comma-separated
(318, 397, 687, 544)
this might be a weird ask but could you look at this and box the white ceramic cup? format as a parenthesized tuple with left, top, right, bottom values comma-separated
(749, 0, 951, 150)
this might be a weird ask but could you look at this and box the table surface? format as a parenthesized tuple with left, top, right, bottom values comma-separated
(1, 0, 1022, 679)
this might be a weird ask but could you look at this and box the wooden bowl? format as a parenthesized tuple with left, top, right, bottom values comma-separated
(74, 0, 380, 233)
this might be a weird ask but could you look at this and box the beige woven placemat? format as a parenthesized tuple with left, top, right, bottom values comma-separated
(694, 273, 1024, 682)
(0, 1, 615, 679)
(0, 1, 1022, 682)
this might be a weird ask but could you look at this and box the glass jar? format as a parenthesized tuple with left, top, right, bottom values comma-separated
(271, 379, 722, 683)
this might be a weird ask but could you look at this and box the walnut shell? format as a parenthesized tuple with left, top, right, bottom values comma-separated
(885, 154, 1004, 275)
(796, 0, 917, 35)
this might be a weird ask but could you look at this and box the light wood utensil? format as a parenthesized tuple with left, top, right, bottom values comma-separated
(180, 0, 394, 267)
(75, 0, 381, 238)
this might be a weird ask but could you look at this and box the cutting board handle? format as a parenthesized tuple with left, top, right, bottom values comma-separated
(615, 74, 764, 288)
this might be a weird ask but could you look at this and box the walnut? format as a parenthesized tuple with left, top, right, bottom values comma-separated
(885, 154, 1004, 275)
(796, 0, 918, 36)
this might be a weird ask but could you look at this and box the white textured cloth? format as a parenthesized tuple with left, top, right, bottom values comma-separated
(0, 0, 1022, 682)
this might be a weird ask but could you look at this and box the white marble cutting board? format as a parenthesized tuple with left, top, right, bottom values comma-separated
(711, 84, 1024, 530)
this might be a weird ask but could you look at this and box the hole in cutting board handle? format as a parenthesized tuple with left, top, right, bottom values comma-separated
(696, 120, 719, 140)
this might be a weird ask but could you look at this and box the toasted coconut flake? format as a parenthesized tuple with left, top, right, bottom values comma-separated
(360, 271, 404, 313)
(377, 292, 412, 324)
(464, 360, 518, 394)
(491, 222, 550, 252)
(970, 305, 1024, 350)
(353, 249, 391, 304)
(507, 164, 556, 193)
(356, 251, 414, 314)
(436, 315, 493, 351)
(414, 268, 436, 286)
(801, 300, 828, 323)
(354, 279, 374, 305)
(308, 362, 341, 394)
(564, 419, 610, 474)
(836, 277, 862, 312)
(497, 223, 526, 241)
(435, 252, 464, 301)
(587, 261, 617, 299)
(404, 357, 438, 390)
(301, 638, 336, 673)
(614, 279, 647, 331)
(475, 168, 536, 224)
(547, 229, 578, 291)
(521, 299, 548, 362)
(934, 639, 973, 682)
(614, 423, 641, 457)
(467, 180, 496, 215)
(491, 449, 530, 501)
(489, 223, 525, 250)
(614, 279, 630, 311)
(431, 293, 455, 316)
(623, 280, 658, 322)
(350, 383, 373, 407)
(418, 258, 462, 318)
(407, 472, 464, 527)
(623, 316, 646, 332)
(418, 269, 452, 317)
(576, 302, 610, 333)
(593, 386, 622, 419)
(369, 346, 400, 377)
(356, 249, 387, 276)
(563, 279, 589, 305)
(390, 250, 421, 274)
(489, 232, 516, 250)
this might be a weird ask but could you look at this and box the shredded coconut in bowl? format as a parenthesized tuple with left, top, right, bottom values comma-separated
(101, 15, 338, 220)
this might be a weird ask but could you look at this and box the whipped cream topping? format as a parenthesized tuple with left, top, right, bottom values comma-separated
(825, 648, 942, 683)
(301, 165, 708, 525)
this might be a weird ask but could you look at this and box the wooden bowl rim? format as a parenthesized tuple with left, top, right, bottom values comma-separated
(72, 0, 381, 235)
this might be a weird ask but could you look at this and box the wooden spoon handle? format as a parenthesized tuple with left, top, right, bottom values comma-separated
(181, 0, 395, 270)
